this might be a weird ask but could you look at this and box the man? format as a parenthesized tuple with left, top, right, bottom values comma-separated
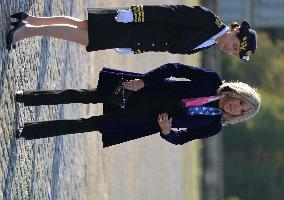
(9, 5, 257, 60)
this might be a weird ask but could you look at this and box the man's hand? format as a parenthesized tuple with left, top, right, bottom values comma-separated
(122, 79, 145, 91)
(115, 9, 134, 23)
(158, 113, 172, 135)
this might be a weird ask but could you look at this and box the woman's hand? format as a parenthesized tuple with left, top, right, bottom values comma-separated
(122, 79, 145, 91)
(158, 113, 172, 135)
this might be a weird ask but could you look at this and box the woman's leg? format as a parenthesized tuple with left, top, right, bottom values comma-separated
(25, 16, 88, 29)
(20, 116, 101, 140)
(13, 23, 89, 45)
(17, 88, 103, 106)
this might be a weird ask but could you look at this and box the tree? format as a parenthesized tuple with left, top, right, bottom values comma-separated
(220, 32, 284, 200)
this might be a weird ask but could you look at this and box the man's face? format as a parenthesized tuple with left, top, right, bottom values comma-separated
(218, 29, 240, 57)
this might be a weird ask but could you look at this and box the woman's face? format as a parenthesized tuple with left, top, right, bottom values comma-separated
(220, 96, 250, 116)
(217, 29, 240, 57)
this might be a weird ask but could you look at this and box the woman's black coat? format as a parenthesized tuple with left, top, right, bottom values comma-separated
(95, 63, 223, 147)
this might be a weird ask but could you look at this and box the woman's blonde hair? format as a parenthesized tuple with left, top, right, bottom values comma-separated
(218, 81, 261, 126)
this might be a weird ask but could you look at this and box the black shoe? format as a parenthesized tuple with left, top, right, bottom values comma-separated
(15, 128, 23, 139)
(6, 21, 26, 51)
(10, 12, 29, 21)
(10, 22, 19, 27)
(15, 90, 24, 103)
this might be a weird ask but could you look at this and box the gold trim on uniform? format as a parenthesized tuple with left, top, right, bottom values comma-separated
(131, 5, 144, 22)
(215, 17, 223, 28)
(240, 37, 248, 52)
(134, 49, 142, 54)
(246, 50, 252, 56)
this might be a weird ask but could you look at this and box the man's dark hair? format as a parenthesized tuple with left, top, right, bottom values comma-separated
(229, 22, 240, 30)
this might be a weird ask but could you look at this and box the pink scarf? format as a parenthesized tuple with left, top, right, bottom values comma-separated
(182, 95, 220, 107)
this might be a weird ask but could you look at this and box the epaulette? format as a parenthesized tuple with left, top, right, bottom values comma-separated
(131, 5, 144, 22)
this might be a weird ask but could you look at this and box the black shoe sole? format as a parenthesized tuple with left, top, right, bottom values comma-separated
(15, 92, 24, 103)
(6, 21, 26, 51)
(10, 12, 29, 21)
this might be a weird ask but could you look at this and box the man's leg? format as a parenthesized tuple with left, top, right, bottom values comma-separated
(12, 23, 89, 46)
(24, 16, 88, 29)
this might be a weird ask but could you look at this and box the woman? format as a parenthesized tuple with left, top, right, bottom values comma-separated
(15, 63, 261, 147)
(7, 5, 256, 61)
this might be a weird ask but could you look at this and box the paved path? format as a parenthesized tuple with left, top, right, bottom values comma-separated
(0, 1, 200, 199)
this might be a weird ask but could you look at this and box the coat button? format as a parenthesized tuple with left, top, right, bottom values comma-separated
(152, 43, 155, 47)
(137, 42, 141, 46)
(165, 42, 168, 46)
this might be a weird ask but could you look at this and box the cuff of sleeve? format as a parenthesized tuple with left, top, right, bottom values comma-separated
(160, 130, 174, 139)
(141, 75, 152, 87)
(115, 48, 133, 54)
(131, 5, 144, 22)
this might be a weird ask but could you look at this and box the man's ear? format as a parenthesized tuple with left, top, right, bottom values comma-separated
(233, 28, 240, 35)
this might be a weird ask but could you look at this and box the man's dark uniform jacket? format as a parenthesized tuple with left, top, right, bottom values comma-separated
(86, 5, 226, 54)
(95, 63, 223, 147)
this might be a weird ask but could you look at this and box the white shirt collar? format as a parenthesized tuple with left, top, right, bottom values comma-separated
(211, 26, 229, 41)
